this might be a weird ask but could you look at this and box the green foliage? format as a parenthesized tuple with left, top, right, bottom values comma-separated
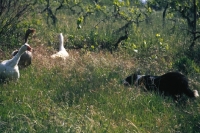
(173, 56, 200, 75)
(0, 0, 37, 49)
(148, 0, 200, 48)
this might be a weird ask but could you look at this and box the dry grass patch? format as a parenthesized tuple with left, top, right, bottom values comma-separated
(32, 44, 137, 77)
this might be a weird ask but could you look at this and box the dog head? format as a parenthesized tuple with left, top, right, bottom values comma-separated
(123, 73, 145, 86)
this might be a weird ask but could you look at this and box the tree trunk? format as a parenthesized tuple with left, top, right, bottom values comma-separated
(162, 3, 168, 28)
(190, 0, 197, 49)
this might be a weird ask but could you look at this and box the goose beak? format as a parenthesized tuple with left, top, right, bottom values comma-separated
(27, 45, 32, 52)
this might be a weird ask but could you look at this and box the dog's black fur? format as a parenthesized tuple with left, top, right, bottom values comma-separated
(123, 72, 199, 99)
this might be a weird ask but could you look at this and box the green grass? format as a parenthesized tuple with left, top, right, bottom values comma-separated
(0, 50, 200, 132)
(0, 4, 200, 132)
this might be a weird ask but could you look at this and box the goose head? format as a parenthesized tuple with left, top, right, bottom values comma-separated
(12, 44, 32, 57)
(19, 43, 32, 54)
(10, 43, 32, 67)
(25, 28, 36, 43)
(12, 49, 32, 69)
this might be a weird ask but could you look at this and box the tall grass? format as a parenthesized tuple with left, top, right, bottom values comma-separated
(0, 6, 200, 133)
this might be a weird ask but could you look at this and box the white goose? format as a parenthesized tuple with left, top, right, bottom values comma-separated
(0, 43, 32, 82)
(51, 33, 69, 60)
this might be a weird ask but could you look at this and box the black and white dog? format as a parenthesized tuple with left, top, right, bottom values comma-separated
(123, 72, 199, 99)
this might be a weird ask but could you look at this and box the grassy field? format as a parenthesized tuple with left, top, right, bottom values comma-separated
(0, 47, 200, 132)
(0, 4, 200, 133)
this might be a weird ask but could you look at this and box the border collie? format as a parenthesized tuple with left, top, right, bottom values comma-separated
(123, 72, 199, 99)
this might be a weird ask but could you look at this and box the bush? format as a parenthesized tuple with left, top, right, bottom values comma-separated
(173, 56, 200, 75)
